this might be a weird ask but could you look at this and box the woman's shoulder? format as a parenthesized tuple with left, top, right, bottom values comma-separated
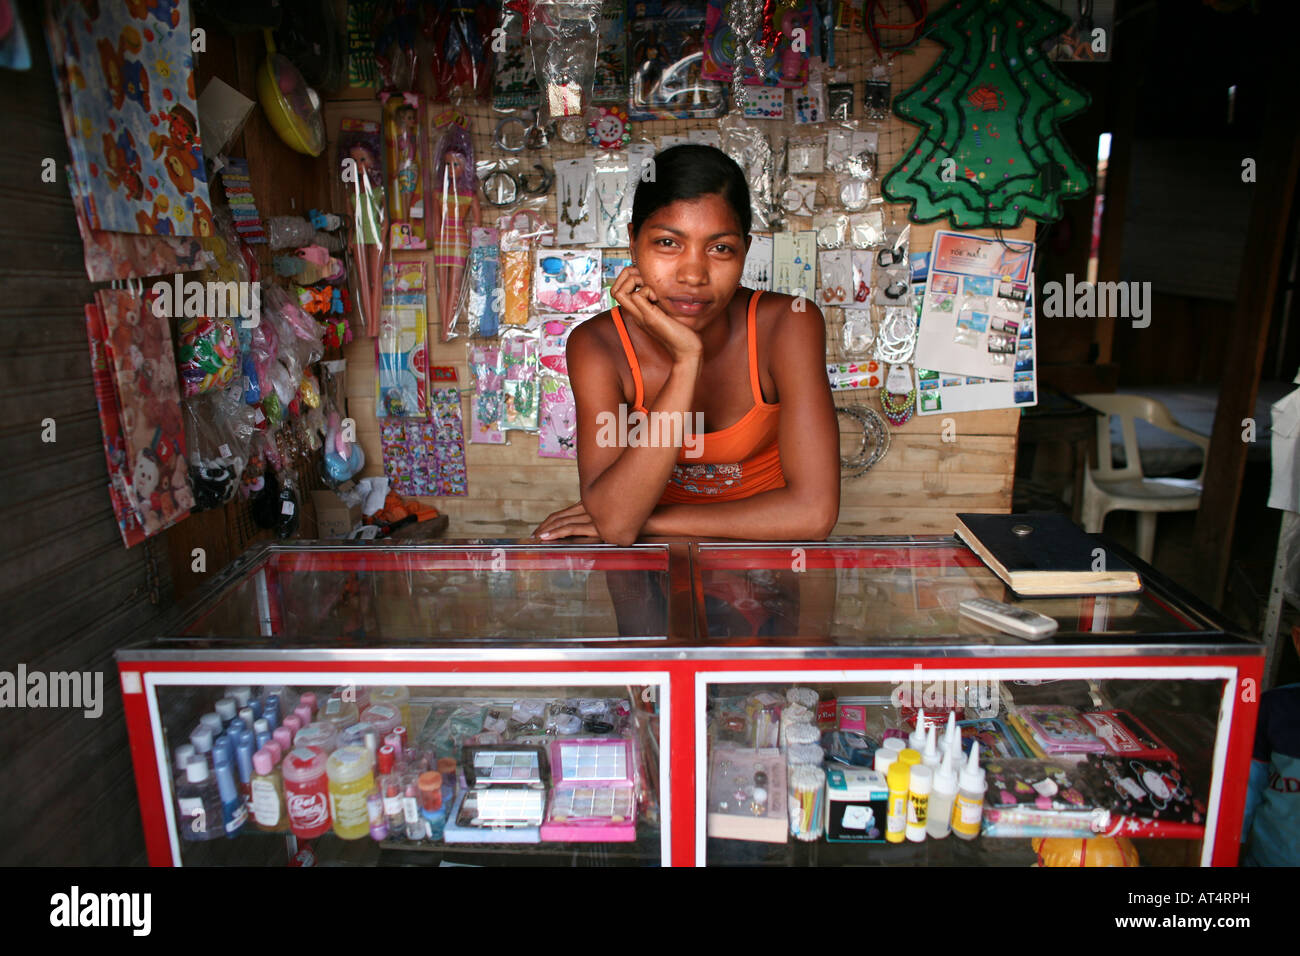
(751, 289, 826, 340)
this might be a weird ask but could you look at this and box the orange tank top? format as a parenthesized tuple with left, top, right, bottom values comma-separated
(610, 289, 785, 504)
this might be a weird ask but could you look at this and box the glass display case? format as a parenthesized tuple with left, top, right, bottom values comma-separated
(117, 537, 1262, 867)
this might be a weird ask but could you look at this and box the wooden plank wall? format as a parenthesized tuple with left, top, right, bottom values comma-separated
(0, 0, 172, 865)
(324, 4, 1021, 537)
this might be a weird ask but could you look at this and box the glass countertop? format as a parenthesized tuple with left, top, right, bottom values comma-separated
(116, 538, 1257, 658)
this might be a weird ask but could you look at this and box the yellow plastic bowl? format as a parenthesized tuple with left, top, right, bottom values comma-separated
(257, 51, 325, 157)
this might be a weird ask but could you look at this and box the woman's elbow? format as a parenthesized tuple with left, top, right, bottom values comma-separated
(806, 494, 839, 540)
(586, 505, 639, 547)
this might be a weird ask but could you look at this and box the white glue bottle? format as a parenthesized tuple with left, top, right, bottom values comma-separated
(908, 709, 929, 752)
(927, 746, 958, 839)
(921, 724, 942, 773)
(950, 741, 987, 841)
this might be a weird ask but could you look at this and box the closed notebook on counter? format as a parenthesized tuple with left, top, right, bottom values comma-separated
(954, 513, 1143, 597)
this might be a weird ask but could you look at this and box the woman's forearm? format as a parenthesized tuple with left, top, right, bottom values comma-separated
(582, 355, 704, 545)
(640, 484, 839, 541)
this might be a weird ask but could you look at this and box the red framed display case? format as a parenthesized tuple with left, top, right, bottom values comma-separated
(117, 536, 1262, 867)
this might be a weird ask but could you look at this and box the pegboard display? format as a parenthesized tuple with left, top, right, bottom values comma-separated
(318, 1, 1030, 536)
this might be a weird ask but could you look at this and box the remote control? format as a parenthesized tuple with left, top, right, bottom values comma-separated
(959, 598, 1059, 639)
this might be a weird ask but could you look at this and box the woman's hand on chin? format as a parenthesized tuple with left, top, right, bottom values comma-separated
(611, 266, 703, 366)
(531, 501, 603, 541)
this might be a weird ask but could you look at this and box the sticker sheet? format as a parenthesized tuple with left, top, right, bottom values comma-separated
(48, 0, 214, 236)
(94, 289, 194, 540)
(375, 261, 429, 418)
(378, 388, 467, 497)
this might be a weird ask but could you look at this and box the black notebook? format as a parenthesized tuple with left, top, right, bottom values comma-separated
(954, 513, 1143, 597)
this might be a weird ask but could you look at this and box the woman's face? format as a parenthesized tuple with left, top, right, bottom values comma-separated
(630, 193, 748, 328)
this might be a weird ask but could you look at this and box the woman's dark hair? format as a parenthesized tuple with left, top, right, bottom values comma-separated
(630, 144, 751, 238)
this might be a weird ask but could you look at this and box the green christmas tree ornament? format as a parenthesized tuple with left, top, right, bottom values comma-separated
(881, 0, 1092, 229)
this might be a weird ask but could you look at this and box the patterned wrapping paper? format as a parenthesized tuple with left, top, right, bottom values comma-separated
(85, 302, 148, 548)
(379, 388, 468, 497)
(46, 14, 208, 280)
(48, 0, 214, 236)
(91, 289, 194, 542)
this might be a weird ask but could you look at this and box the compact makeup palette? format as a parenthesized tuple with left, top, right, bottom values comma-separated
(463, 745, 548, 788)
(445, 790, 543, 843)
(540, 738, 637, 842)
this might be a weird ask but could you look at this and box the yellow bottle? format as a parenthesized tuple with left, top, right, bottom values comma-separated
(327, 745, 375, 840)
(951, 741, 987, 841)
(369, 686, 411, 731)
(886, 762, 910, 843)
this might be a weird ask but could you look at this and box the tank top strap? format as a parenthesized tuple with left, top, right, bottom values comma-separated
(610, 306, 646, 414)
(746, 290, 766, 406)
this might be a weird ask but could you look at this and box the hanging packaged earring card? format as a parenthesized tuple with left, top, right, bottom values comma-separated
(501, 328, 540, 433)
(742, 234, 773, 291)
(534, 249, 603, 314)
(773, 230, 817, 298)
(375, 262, 429, 419)
(555, 157, 598, 246)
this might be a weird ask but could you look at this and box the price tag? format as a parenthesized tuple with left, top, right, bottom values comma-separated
(281, 500, 295, 516)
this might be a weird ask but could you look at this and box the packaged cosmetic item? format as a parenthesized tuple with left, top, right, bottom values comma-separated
(825, 768, 888, 842)
(320, 696, 360, 732)
(541, 738, 637, 842)
(250, 746, 287, 832)
(282, 746, 331, 839)
(327, 746, 376, 840)
(369, 686, 412, 730)
(176, 756, 224, 841)
(211, 739, 247, 838)
(707, 747, 787, 843)
(294, 721, 339, 755)
(746, 691, 782, 749)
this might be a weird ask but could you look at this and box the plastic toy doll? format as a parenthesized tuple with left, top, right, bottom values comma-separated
(429, 125, 481, 340)
(340, 127, 386, 338)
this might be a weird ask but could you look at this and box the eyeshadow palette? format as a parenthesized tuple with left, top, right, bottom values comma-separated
(540, 738, 637, 842)
(444, 790, 543, 843)
(463, 745, 548, 788)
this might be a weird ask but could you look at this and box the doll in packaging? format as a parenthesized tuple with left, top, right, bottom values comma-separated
(338, 119, 386, 337)
(382, 92, 428, 250)
(430, 118, 481, 340)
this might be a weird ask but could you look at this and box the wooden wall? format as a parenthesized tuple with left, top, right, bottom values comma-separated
(325, 9, 1022, 538)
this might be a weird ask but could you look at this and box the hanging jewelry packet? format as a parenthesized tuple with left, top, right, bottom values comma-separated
(555, 156, 598, 245)
(501, 328, 541, 432)
(463, 226, 501, 337)
(591, 151, 632, 247)
(468, 343, 506, 444)
(880, 362, 916, 427)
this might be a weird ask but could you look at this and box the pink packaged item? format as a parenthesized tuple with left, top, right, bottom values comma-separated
(1014, 705, 1107, 754)
(540, 738, 636, 843)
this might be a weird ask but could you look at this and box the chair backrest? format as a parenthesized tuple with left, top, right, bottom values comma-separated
(1075, 392, 1211, 483)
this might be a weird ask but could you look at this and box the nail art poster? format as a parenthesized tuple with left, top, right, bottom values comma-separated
(49, 0, 214, 236)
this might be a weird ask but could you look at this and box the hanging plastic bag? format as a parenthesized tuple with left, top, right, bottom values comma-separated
(527, 0, 602, 138)
(430, 117, 481, 340)
(339, 118, 387, 337)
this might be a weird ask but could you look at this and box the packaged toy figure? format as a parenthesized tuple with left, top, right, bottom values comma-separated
(430, 116, 480, 340)
(382, 92, 428, 250)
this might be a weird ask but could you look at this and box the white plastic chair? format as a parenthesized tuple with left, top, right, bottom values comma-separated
(1075, 393, 1210, 565)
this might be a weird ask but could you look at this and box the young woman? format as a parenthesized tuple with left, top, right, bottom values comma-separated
(533, 145, 841, 545)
